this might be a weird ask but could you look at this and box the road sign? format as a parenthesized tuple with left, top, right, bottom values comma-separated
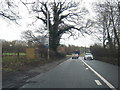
(44, 44, 49, 48)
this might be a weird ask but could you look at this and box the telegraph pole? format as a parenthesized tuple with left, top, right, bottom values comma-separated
(118, 1, 120, 65)
(118, 2, 120, 90)
(47, 10, 50, 60)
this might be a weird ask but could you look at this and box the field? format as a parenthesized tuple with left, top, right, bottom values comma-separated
(2, 53, 26, 56)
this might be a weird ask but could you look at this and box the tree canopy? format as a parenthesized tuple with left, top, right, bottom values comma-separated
(30, 0, 93, 53)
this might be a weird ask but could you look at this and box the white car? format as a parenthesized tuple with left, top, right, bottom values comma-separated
(72, 53, 79, 59)
(84, 53, 93, 60)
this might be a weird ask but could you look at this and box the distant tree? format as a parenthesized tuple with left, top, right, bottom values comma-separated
(64, 45, 80, 55)
(22, 30, 40, 44)
(2, 40, 27, 53)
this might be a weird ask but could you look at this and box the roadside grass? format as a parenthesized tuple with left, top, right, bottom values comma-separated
(66, 55, 72, 56)
(66, 53, 85, 57)
(94, 57, 118, 65)
(80, 53, 85, 57)
(2, 56, 43, 72)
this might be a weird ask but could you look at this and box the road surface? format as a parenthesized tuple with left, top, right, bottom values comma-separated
(20, 57, 118, 89)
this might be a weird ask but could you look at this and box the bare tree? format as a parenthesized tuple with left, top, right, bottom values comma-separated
(0, 0, 93, 53)
(94, 0, 119, 49)
(22, 30, 39, 43)
(0, 0, 21, 23)
(25, 0, 94, 53)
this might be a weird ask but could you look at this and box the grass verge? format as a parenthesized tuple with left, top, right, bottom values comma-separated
(2, 55, 68, 72)
(2, 56, 45, 72)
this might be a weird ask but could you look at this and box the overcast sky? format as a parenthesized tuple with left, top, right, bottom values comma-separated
(0, 0, 102, 47)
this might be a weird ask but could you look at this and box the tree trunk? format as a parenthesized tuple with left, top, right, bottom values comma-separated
(110, 7, 119, 47)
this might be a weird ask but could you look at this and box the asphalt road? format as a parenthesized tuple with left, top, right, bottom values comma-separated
(20, 57, 118, 89)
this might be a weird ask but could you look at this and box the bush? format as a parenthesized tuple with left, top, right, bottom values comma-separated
(90, 44, 117, 58)
(56, 53, 66, 58)
(90, 44, 118, 65)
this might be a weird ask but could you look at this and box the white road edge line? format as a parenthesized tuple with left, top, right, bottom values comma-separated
(81, 59, 116, 90)
(95, 80, 102, 85)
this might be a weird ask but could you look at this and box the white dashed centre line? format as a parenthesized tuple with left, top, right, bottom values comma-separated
(95, 80, 102, 85)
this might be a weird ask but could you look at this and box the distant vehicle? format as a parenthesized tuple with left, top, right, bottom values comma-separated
(72, 53, 79, 59)
(72, 50, 80, 59)
(84, 53, 93, 60)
